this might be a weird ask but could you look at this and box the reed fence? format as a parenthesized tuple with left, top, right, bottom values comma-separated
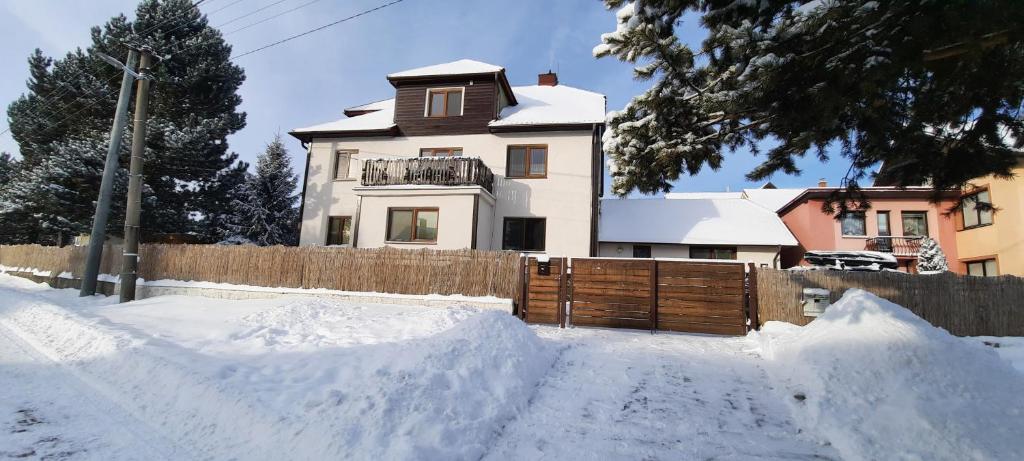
(757, 269, 1024, 336)
(0, 244, 522, 299)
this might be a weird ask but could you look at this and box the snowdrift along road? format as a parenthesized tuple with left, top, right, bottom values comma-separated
(753, 289, 1024, 461)
(0, 278, 555, 460)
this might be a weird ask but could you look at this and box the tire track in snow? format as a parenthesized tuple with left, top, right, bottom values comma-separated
(0, 321, 182, 460)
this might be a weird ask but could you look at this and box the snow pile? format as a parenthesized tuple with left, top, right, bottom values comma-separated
(0, 282, 556, 460)
(752, 289, 1024, 460)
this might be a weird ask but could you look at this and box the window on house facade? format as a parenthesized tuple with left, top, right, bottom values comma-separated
(633, 245, 652, 258)
(877, 211, 891, 236)
(689, 246, 737, 260)
(966, 259, 998, 277)
(326, 216, 352, 246)
(387, 208, 439, 243)
(426, 88, 463, 117)
(334, 150, 353, 180)
(502, 218, 546, 251)
(840, 212, 866, 236)
(901, 211, 929, 237)
(961, 190, 993, 229)
(507, 145, 547, 178)
(419, 147, 463, 157)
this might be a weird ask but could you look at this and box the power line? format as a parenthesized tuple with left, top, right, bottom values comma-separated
(223, 0, 324, 35)
(231, 0, 406, 60)
(216, 0, 291, 29)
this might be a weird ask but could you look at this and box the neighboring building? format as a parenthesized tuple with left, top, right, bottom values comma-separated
(777, 186, 962, 273)
(598, 197, 799, 267)
(289, 60, 605, 256)
(949, 156, 1024, 276)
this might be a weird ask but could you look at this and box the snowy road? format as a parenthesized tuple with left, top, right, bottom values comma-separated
(486, 328, 837, 460)
(0, 320, 180, 460)
(1, 273, 1022, 460)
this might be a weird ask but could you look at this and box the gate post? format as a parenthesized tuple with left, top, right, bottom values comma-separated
(649, 259, 658, 333)
(558, 258, 567, 328)
(747, 262, 760, 331)
(520, 256, 530, 320)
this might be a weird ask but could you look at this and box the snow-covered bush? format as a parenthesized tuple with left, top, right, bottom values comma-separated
(916, 237, 949, 272)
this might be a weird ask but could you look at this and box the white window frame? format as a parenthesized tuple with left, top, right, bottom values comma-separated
(423, 87, 466, 117)
(334, 149, 356, 181)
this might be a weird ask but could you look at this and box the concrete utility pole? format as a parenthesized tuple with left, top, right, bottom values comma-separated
(79, 50, 140, 297)
(120, 48, 154, 303)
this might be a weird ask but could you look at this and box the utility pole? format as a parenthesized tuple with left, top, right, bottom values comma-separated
(80, 50, 140, 297)
(120, 48, 154, 303)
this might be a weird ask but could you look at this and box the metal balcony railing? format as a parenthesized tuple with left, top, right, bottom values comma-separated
(360, 157, 495, 193)
(864, 236, 925, 257)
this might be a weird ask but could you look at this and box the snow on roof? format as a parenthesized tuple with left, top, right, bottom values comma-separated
(387, 59, 504, 78)
(293, 100, 396, 133)
(741, 188, 806, 212)
(665, 192, 743, 200)
(600, 198, 799, 246)
(490, 85, 605, 127)
(345, 98, 393, 112)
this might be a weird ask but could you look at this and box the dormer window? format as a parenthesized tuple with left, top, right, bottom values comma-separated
(426, 88, 463, 117)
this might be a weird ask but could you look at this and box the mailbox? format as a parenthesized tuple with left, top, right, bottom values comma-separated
(801, 288, 830, 317)
(535, 254, 552, 276)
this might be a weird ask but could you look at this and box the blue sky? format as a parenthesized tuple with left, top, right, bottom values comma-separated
(0, 0, 854, 194)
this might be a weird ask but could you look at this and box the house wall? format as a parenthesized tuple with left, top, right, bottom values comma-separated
(955, 161, 1024, 275)
(354, 190, 482, 250)
(779, 197, 961, 272)
(597, 242, 782, 268)
(393, 77, 497, 136)
(299, 131, 595, 256)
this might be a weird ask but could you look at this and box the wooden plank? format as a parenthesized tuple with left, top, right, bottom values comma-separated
(571, 286, 650, 297)
(572, 279, 650, 290)
(573, 300, 651, 310)
(658, 285, 744, 296)
(526, 312, 559, 324)
(572, 316, 652, 330)
(572, 274, 650, 283)
(657, 265, 744, 278)
(529, 278, 562, 288)
(656, 320, 746, 336)
(529, 293, 560, 302)
(659, 312, 745, 325)
(573, 259, 653, 272)
(572, 293, 650, 305)
(658, 297, 744, 310)
(656, 277, 744, 289)
(570, 307, 650, 320)
(747, 263, 759, 331)
(656, 305, 745, 319)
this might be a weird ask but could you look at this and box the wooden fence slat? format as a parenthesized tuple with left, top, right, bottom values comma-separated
(755, 268, 1024, 337)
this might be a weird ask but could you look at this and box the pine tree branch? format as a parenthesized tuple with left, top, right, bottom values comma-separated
(922, 30, 1012, 62)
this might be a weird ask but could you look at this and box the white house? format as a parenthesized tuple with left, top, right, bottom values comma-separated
(598, 196, 799, 267)
(290, 60, 606, 257)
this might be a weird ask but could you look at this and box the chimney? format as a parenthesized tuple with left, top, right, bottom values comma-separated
(538, 71, 558, 86)
(818, 178, 828, 188)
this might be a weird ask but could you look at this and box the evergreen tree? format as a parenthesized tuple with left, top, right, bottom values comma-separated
(595, 0, 1024, 209)
(916, 237, 949, 273)
(228, 135, 298, 246)
(0, 153, 16, 185)
(4, 0, 246, 243)
(197, 160, 251, 243)
(0, 131, 128, 245)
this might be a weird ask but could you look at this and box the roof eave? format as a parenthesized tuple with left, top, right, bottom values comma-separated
(288, 126, 398, 143)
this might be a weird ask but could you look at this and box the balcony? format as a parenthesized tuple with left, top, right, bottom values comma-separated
(361, 157, 495, 193)
(864, 236, 924, 257)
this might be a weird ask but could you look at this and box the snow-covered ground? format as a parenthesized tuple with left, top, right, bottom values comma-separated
(1, 273, 1022, 460)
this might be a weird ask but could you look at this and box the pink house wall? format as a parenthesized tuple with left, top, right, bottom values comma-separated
(780, 197, 961, 273)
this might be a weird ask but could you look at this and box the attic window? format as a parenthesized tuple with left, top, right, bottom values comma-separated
(426, 88, 463, 117)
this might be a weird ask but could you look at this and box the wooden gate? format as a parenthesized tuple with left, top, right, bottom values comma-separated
(569, 258, 654, 330)
(519, 257, 750, 335)
(655, 261, 747, 335)
(520, 257, 566, 326)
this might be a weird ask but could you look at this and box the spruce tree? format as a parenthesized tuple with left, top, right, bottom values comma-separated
(0, 153, 16, 185)
(916, 237, 949, 273)
(228, 135, 298, 246)
(595, 0, 1024, 208)
(3, 0, 246, 243)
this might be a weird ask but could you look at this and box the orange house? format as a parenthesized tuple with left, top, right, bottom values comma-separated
(777, 187, 962, 273)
